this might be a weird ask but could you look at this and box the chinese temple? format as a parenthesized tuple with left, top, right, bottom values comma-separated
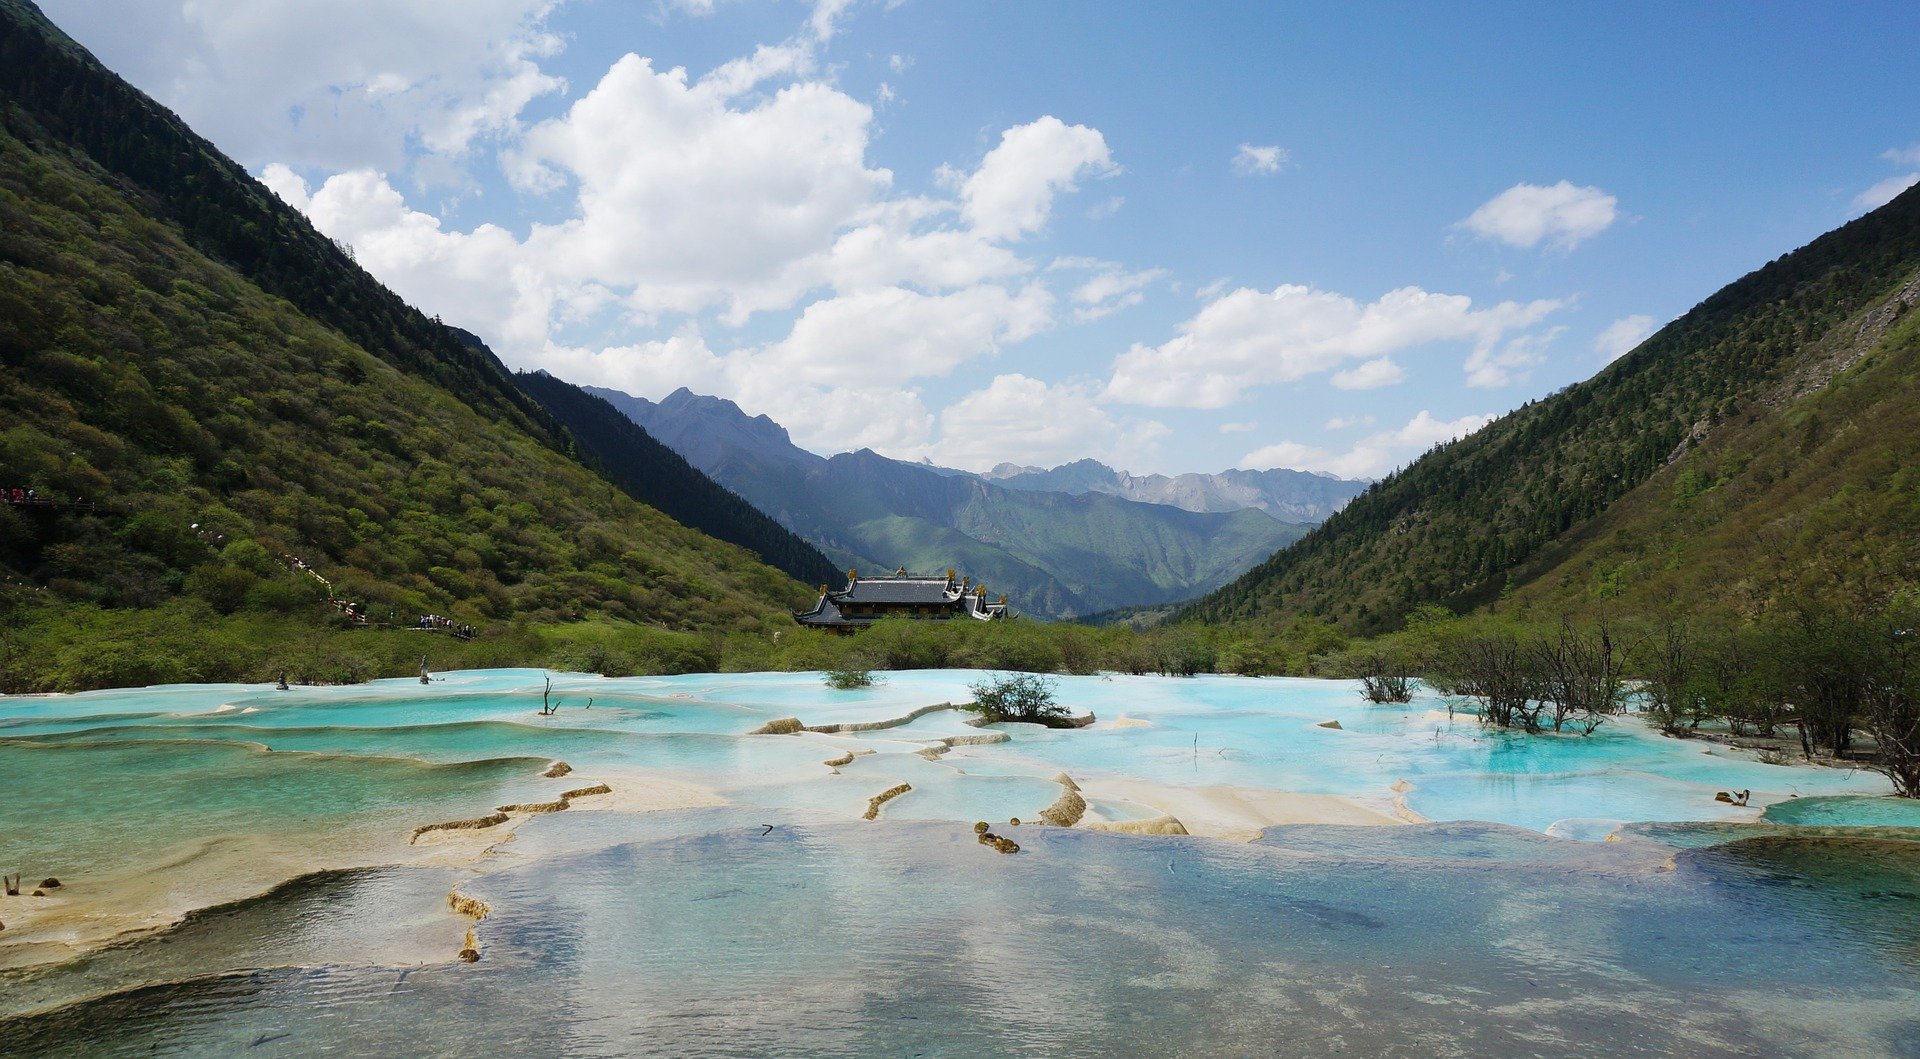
(793, 568, 1009, 632)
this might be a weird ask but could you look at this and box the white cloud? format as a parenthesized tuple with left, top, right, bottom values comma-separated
(1231, 143, 1288, 176)
(930, 375, 1167, 471)
(1323, 415, 1375, 431)
(510, 279, 1054, 457)
(268, 165, 552, 352)
(1219, 421, 1257, 434)
(960, 116, 1118, 241)
(807, 0, 858, 42)
(754, 284, 1054, 387)
(1458, 180, 1618, 250)
(266, 43, 1150, 462)
(1464, 326, 1562, 388)
(1330, 357, 1405, 390)
(1855, 172, 1919, 211)
(1055, 262, 1167, 322)
(820, 213, 1029, 295)
(1236, 441, 1327, 473)
(42, 0, 565, 176)
(1194, 277, 1230, 301)
(1884, 144, 1920, 166)
(537, 329, 942, 456)
(1242, 410, 1494, 479)
(1593, 314, 1657, 362)
(1105, 283, 1564, 408)
(504, 53, 891, 322)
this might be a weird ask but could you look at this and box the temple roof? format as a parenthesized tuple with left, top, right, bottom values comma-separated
(833, 578, 958, 605)
(793, 570, 1007, 628)
(794, 595, 848, 625)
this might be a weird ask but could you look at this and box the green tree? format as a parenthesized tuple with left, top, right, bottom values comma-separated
(966, 672, 1066, 724)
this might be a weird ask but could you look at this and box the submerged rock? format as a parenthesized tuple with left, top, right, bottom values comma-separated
(542, 761, 573, 778)
(1317, 719, 1343, 730)
(750, 717, 805, 735)
(38, 878, 60, 890)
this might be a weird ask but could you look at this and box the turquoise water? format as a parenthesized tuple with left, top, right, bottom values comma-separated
(3, 815, 1916, 1056)
(2, 669, 1916, 1053)
(0, 670, 1903, 885)
(1764, 794, 1920, 828)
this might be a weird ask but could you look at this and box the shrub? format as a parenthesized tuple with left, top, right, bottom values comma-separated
(966, 672, 1066, 724)
(824, 667, 878, 690)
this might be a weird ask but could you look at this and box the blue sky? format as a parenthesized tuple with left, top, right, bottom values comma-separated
(40, 0, 1920, 476)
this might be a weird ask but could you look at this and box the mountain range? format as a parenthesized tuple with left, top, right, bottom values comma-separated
(981, 460, 1365, 524)
(585, 386, 1367, 619)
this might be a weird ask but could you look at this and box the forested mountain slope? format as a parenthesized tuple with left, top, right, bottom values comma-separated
(0, 0, 549, 435)
(1502, 270, 1920, 622)
(0, 0, 811, 689)
(1181, 182, 1920, 633)
(510, 368, 840, 588)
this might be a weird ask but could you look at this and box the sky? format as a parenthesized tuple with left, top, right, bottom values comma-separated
(38, 0, 1920, 478)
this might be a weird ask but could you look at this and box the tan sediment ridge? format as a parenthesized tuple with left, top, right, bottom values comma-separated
(863, 783, 913, 820)
(1389, 779, 1429, 824)
(409, 812, 511, 844)
(805, 702, 957, 734)
(944, 732, 1010, 747)
(448, 890, 491, 963)
(1086, 815, 1190, 836)
(1039, 786, 1089, 828)
(494, 799, 570, 814)
(447, 891, 492, 920)
(1075, 777, 1405, 842)
(435, 781, 617, 827)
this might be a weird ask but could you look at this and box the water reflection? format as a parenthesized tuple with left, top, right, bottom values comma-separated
(4, 817, 1917, 1056)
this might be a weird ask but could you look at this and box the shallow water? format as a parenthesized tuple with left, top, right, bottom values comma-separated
(2, 670, 1916, 1053)
(4, 816, 1916, 1057)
